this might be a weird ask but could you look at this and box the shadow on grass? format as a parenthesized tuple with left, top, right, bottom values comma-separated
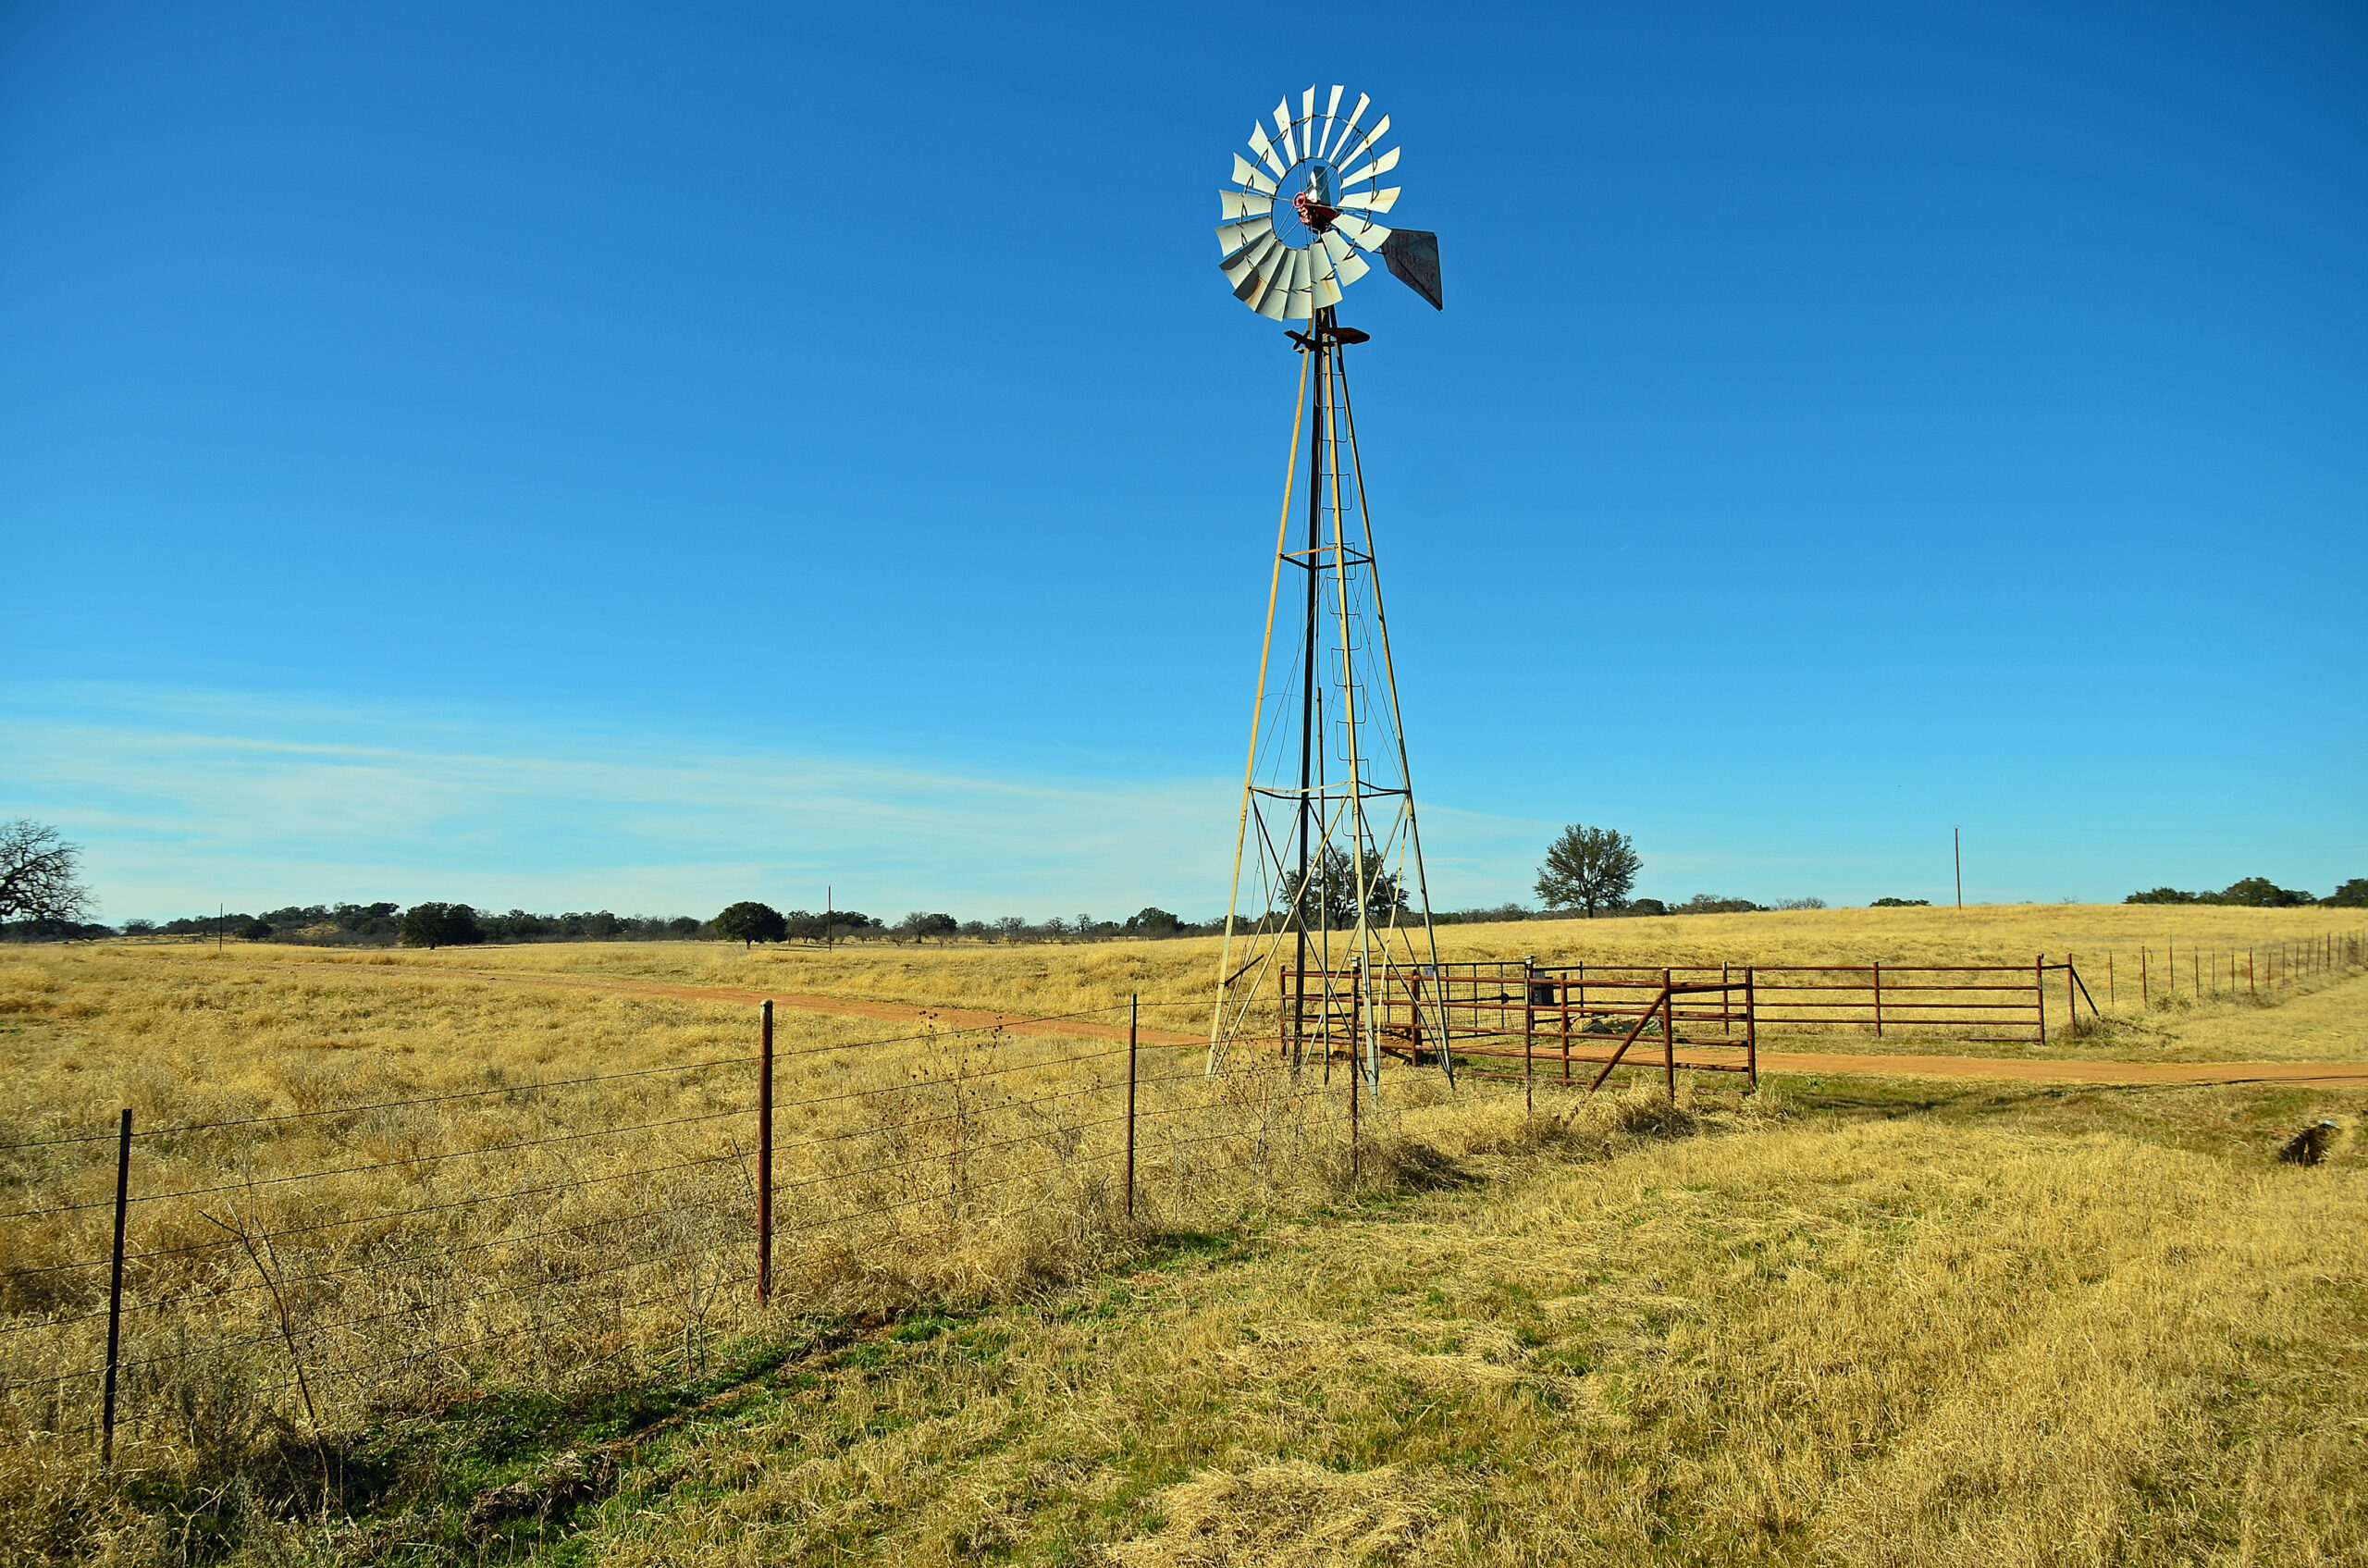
(1769, 1073, 2366, 1165)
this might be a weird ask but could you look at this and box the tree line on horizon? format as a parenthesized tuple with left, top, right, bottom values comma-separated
(6, 819, 2363, 947)
(2126, 875, 2366, 908)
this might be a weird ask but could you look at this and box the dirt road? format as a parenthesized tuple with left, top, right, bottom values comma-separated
(268, 960, 2368, 1089)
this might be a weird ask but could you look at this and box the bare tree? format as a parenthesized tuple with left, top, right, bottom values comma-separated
(0, 821, 93, 925)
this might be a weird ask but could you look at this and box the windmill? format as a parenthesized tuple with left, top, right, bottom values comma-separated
(1206, 85, 1449, 1092)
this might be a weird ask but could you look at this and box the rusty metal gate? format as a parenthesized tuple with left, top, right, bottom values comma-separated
(1269, 955, 2098, 1093)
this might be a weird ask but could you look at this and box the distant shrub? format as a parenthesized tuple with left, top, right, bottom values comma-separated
(1438, 903, 1533, 925)
(1868, 897, 1930, 907)
(1674, 895, 1761, 915)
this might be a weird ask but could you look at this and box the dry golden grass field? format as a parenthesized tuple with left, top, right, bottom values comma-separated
(3, 905, 2364, 1566)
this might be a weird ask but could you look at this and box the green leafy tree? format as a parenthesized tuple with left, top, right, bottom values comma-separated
(1124, 907, 1182, 937)
(713, 900, 788, 948)
(1280, 844, 1408, 931)
(1535, 824, 1640, 918)
(398, 903, 483, 949)
(2325, 878, 2368, 908)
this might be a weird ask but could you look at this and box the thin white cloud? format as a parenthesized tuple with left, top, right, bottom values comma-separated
(0, 685, 1260, 920)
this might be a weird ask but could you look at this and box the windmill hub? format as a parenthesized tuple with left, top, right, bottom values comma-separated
(1288, 164, 1339, 234)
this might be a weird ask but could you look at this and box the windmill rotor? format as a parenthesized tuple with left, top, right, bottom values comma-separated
(1215, 85, 1442, 320)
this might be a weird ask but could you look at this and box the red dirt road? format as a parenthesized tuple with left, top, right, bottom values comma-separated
(288, 962, 2368, 1088)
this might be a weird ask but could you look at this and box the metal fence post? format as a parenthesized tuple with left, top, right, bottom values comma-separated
(1125, 994, 1138, 1222)
(2035, 955, 2046, 1043)
(1871, 959, 1883, 1039)
(101, 1108, 130, 1470)
(1347, 965, 1361, 1188)
(757, 1001, 773, 1304)
(1661, 968, 1676, 1101)
(1407, 969, 1422, 1063)
(1521, 957, 1536, 1117)
(1559, 970, 1572, 1083)
(1744, 968, 1758, 1091)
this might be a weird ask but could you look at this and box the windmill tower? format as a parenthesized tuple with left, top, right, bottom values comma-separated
(1206, 86, 1449, 1089)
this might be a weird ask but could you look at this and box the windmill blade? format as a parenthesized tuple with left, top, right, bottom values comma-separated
(1215, 213, 1274, 254)
(1248, 123, 1285, 179)
(1336, 113, 1390, 171)
(1300, 86, 1316, 150)
(1288, 247, 1316, 318)
(1229, 238, 1282, 302)
(1259, 247, 1310, 321)
(1273, 101, 1293, 161)
(1320, 228, 1370, 287)
(1225, 232, 1284, 295)
(1324, 93, 1370, 161)
(1251, 248, 1298, 319)
(1331, 213, 1393, 249)
(1220, 188, 1267, 220)
(1379, 228, 1443, 310)
(1231, 154, 1277, 197)
(1336, 186, 1400, 214)
(1338, 144, 1400, 187)
(1250, 241, 1297, 313)
(1311, 250, 1344, 310)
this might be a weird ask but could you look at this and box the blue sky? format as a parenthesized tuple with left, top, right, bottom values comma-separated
(3, 0, 2362, 923)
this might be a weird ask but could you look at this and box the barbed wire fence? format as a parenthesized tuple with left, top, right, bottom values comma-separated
(3, 994, 1482, 1477)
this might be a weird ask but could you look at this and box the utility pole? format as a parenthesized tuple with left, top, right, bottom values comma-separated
(1953, 828, 1963, 911)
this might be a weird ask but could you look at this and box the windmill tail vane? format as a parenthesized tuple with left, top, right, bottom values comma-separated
(1205, 85, 1451, 1093)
